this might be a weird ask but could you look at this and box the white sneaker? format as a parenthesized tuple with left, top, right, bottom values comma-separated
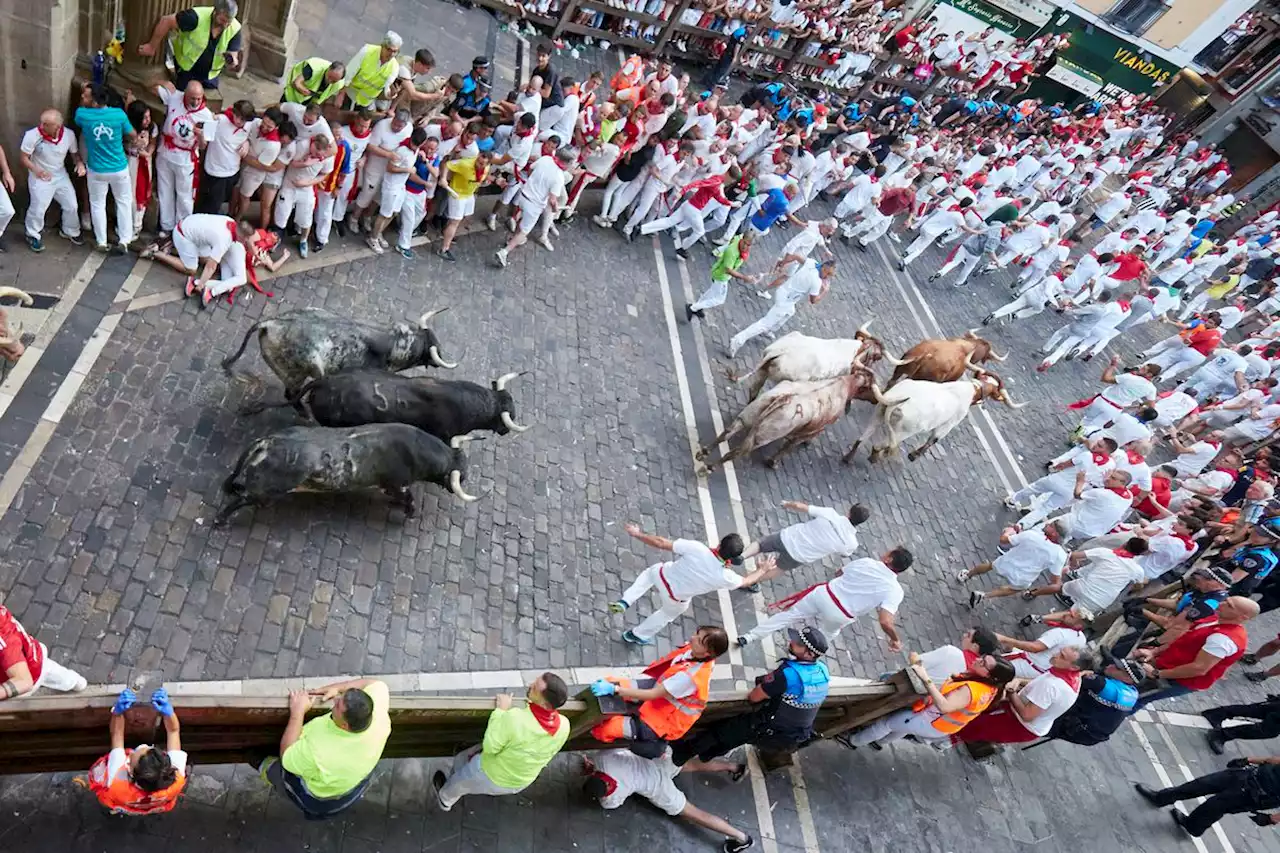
(548, 223, 560, 238)
(367, 235, 384, 254)
(71, 675, 88, 691)
(348, 217, 362, 234)
(377, 235, 389, 250)
(592, 215, 611, 228)
(536, 235, 554, 251)
(955, 569, 970, 582)
(494, 248, 508, 267)
(486, 214, 497, 232)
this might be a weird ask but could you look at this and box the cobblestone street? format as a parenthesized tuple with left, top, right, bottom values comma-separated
(1, 1, 1280, 851)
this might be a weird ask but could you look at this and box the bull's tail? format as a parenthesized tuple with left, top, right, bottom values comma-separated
(221, 322, 265, 374)
(240, 376, 318, 418)
(221, 442, 260, 496)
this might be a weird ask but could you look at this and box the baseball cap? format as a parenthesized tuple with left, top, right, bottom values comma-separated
(787, 626, 828, 656)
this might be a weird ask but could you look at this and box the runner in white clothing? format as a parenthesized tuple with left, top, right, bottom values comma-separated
(740, 500, 870, 584)
(611, 522, 776, 645)
(763, 219, 835, 288)
(147, 212, 256, 296)
(737, 547, 913, 648)
(494, 147, 573, 268)
(728, 258, 832, 358)
(958, 521, 1069, 607)
(996, 619, 1089, 679)
(20, 110, 84, 251)
(154, 81, 214, 237)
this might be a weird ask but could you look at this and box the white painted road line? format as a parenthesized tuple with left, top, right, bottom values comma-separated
(1154, 721, 1236, 853)
(1127, 719, 1210, 853)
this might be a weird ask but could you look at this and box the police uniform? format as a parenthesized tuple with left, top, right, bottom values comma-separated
(670, 628, 830, 765)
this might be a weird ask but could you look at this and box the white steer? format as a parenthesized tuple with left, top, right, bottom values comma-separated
(733, 322, 902, 401)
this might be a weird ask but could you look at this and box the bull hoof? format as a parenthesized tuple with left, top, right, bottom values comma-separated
(694, 447, 707, 461)
(763, 457, 778, 469)
(907, 451, 920, 462)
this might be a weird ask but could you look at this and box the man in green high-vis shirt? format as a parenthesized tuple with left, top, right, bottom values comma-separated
(138, 1, 242, 90)
(686, 230, 758, 321)
(283, 58, 347, 106)
(433, 673, 571, 811)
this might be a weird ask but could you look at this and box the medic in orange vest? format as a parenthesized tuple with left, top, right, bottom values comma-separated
(589, 626, 730, 758)
(86, 687, 188, 815)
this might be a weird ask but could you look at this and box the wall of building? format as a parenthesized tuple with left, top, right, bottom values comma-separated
(1146, 0, 1225, 50)
(1073, 0, 1111, 13)
(0, 0, 83, 192)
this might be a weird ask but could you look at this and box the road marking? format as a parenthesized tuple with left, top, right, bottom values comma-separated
(1127, 719, 1209, 853)
(651, 238, 779, 853)
(872, 242, 1029, 490)
(1154, 721, 1236, 853)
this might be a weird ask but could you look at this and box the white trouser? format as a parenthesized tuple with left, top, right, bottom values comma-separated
(438, 746, 524, 810)
(834, 191, 871, 220)
(1077, 396, 1124, 429)
(691, 276, 731, 312)
(841, 208, 886, 240)
(1152, 241, 1185, 269)
(314, 172, 356, 244)
(355, 164, 388, 210)
(156, 154, 196, 233)
(1018, 261, 1051, 284)
(730, 298, 798, 357)
(275, 184, 318, 231)
(1011, 474, 1076, 529)
(1180, 292, 1211, 321)
(937, 247, 983, 284)
(601, 175, 637, 221)
(30, 646, 85, 694)
(205, 255, 249, 299)
(1143, 334, 1183, 360)
(1077, 324, 1124, 358)
(1146, 344, 1206, 380)
(398, 191, 428, 250)
(25, 173, 80, 239)
(902, 228, 945, 264)
(704, 197, 732, 232)
(990, 291, 1048, 321)
(87, 168, 134, 247)
(623, 179, 666, 233)
(1179, 368, 1234, 400)
(741, 584, 852, 644)
(622, 563, 692, 642)
(0, 185, 12, 239)
(849, 707, 946, 746)
(718, 196, 760, 240)
(640, 201, 705, 250)
(379, 182, 408, 218)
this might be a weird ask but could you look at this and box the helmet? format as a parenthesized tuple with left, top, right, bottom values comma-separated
(1256, 517, 1280, 540)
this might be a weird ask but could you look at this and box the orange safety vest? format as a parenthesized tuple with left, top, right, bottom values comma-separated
(637, 644, 715, 740)
(86, 750, 186, 815)
(912, 679, 999, 735)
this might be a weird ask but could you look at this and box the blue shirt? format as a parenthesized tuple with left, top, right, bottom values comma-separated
(750, 188, 790, 231)
(74, 106, 132, 173)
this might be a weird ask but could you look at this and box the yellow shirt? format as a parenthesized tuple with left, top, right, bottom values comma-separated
(445, 158, 488, 199)
(281, 681, 392, 798)
(1205, 274, 1239, 300)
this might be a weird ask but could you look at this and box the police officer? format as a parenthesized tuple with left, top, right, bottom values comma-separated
(1135, 756, 1280, 837)
(1046, 658, 1143, 747)
(1111, 565, 1232, 657)
(1221, 518, 1280, 596)
(669, 626, 830, 771)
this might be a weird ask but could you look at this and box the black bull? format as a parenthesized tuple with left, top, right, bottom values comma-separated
(244, 369, 532, 441)
(215, 424, 480, 526)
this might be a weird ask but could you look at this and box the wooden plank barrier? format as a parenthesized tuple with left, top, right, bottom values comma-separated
(0, 673, 923, 775)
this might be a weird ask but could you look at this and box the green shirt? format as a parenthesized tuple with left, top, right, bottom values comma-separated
(479, 706, 570, 789)
(282, 681, 392, 798)
(711, 235, 748, 282)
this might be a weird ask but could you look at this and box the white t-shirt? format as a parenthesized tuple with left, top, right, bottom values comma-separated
(157, 86, 214, 165)
(1066, 488, 1132, 539)
(363, 118, 412, 182)
(1068, 548, 1145, 612)
(1094, 193, 1130, 223)
(1111, 450, 1153, 492)
(661, 539, 744, 600)
(779, 505, 858, 564)
(1103, 373, 1157, 407)
(241, 119, 283, 180)
(595, 749, 686, 815)
(644, 72, 680, 98)
(382, 144, 417, 192)
(780, 221, 826, 260)
(1007, 627, 1086, 679)
(1154, 391, 1198, 427)
(1173, 441, 1220, 477)
(203, 113, 251, 178)
(1139, 531, 1197, 579)
(279, 101, 334, 143)
(993, 529, 1067, 588)
(827, 558, 904, 616)
(105, 746, 189, 785)
(263, 140, 295, 188)
(340, 124, 375, 165)
(177, 213, 235, 261)
(1203, 630, 1241, 659)
(519, 155, 567, 206)
(776, 261, 825, 310)
(1016, 672, 1080, 737)
(920, 644, 968, 684)
(1099, 414, 1151, 448)
(655, 647, 702, 699)
(20, 127, 78, 177)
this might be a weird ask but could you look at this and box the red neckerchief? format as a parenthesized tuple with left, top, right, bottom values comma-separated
(1090, 452, 1110, 467)
(1043, 620, 1078, 631)
(1205, 439, 1222, 448)
(1125, 449, 1144, 465)
(1214, 466, 1240, 481)
(39, 126, 64, 145)
(399, 138, 415, 148)
(590, 772, 618, 797)
(259, 125, 280, 142)
(1107, 485, 1134, 500)
(1049, 667, 1082, 691)
(1172, 532, 1196, 551)
(223, 107, 239, 123)
(1113, 548, 1135, 559)
(473, 160, 486, 182)
(515, 125, 536, 138)
(183, 97, 207, 114)
(348, 124, 373, 139)
(528, 702, 561, 734)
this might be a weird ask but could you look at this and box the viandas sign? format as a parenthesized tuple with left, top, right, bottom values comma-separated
(1040, 11, 1180, 96)
(938, 0, 1041, 39)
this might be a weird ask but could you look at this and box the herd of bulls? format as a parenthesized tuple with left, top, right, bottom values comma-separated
(214, 307, 530, 526)
(208, 307, 1025, 524)
(697, 326, 1025, 472)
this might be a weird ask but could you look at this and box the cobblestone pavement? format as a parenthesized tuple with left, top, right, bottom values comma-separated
(3, 3, 1280, 851)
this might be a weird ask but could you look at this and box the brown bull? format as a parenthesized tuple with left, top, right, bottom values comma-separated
(695, 368, 876, 472)
(889, 330, 1007, 386)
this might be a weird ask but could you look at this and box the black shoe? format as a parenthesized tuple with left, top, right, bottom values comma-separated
(1243, 653, 1260, 666)
(927, 273, 940, 283)
(982, 314, 994, 326)
(335, 221, 348, 238)
(437, 248, 456, 262)
(432, 770, 451, 811)
(1202, 710, 1224, 729)
(312, 240, 325, 253)
(723, 835, 755, 853)
(897, 260, 905, 271)
(1247, 671, 1271, 683)
(1207, 730, 1227, 755)
(743, 583, 760, 593)
(685, 303, 698, 322)
(840, 233, 851, 244)
(856, 241, 867, 252)
(736, 635, 748, 647)
(1133, 783, 1164, 805)
(1170, 809, 1199, 837)
(675, 248, 689, 260)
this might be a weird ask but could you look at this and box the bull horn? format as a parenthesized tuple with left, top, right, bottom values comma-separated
(418, 308, 449, 327)
(500, 411, 531, 433)
(856, 320, 873, 337)
(449, 469, 480, 502)
(988, 347, 1008, 362)
(428, 345, 458, 369)
(883, 353, 913, 367)
(964, 354, 980, 372)
(870, 382, 886, 403)
(450, 435, 475, 449)
(495, 371, 522, 391)
(1000, 391, 1030, 410)
(0, 287, 34, 306)
(964, 329, 980, 339)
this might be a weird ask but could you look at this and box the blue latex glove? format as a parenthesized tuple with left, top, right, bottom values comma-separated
(590, 679, 617, 697)
(150, 688, 174, 717)
(112, 688, 136, 716)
